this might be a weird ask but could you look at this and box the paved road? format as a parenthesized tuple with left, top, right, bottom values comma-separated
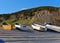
(0, 27, 60, 43)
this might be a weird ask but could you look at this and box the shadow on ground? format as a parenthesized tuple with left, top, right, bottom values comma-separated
(47, 29, 60, 33)
(16, 28, 34, 33)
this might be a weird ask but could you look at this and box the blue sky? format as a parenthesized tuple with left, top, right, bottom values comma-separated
(0, 0, 60, 14)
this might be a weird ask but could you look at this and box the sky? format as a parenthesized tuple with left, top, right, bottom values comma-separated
(0, 0, 60, 14)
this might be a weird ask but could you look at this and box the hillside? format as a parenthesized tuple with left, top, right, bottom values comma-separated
(0, 6, 60, 26)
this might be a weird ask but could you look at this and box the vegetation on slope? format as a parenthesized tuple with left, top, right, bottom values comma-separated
(0, 6, 60, 26)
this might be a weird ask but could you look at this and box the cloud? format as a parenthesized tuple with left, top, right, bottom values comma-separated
(21, 8, 27, 10)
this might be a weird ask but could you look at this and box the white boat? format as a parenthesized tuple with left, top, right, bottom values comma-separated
(14, 24, 21, 29)
(14, 23, 30, 30)
(45, 24, 60, 32)
(31, 23, 47, 31)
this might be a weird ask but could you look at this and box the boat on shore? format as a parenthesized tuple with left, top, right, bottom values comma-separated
(45, 24, 60, 32)
(14, 23, 30, 30)
(31, 23, 47, 31)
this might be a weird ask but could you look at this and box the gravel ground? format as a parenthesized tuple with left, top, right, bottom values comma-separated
(0, 27, 60, 43)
